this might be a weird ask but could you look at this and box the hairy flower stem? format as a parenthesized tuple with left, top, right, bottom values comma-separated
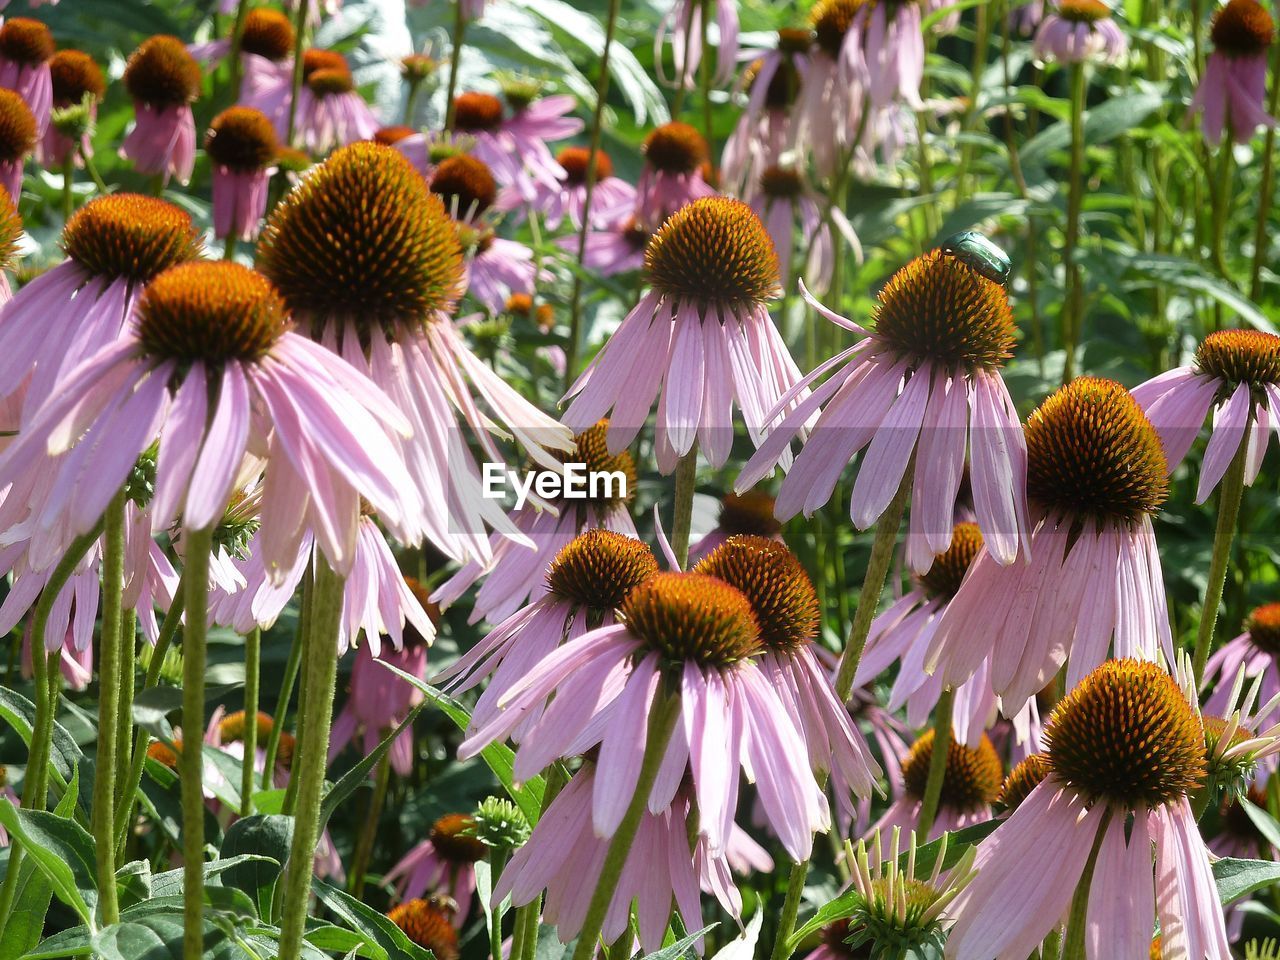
(267, 564, 310, 793)
(241, 627, 261, 818)
(1061, 62, 1087, 384)
(1061, 812, 1111, 959)
(92, 492, 128, 926)
(278, 558, 346, 960)
(569, 690, 681, 960)
(181, 525, 214, 960)
(1192, 436, 1249, 685)
(671, 445, 700, 568)
(116, 578, 186, 855)
(915, 686, 956, 838)
(61, 155, 74, 220)
(565, 0, 622, 386)
(443, 1, 467, 132)
(347, 753, 390, 899)
(283, 0, 309, 148)
(227, 0, 252, 96)
(114, 610, 137, 802)
(1250, 41, 1280, 299)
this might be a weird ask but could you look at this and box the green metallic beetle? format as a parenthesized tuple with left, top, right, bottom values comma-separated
(940, 231, 1012, 286)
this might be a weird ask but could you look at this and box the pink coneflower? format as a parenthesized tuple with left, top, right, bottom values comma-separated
(256, 142, 573, 566)
(189, 7, 294, 86)
(658, 0, 740, 88)
(1033, 0, 1128, 64)
(494, 763, 740, 952)
(205, 106, 278, 242)
(1010, 0, 1046, 36)
(565, 196, 804, 474)
(945, 660, 1229, 960)
(1190, 0, 1275, 144)
(0, 194, 201, 436)
(519, 146, 635, 229)
(867, 730, 1001, 846)
(434, 420, 639, 624)
(925, 378, 1172, 713)
(689, 490, 782, 562)
(0, 261, 423, 575)
(748, 164, 857, 291)
(329, 607, 431, 775)
(721, 33, 809, 196)
(39, 50, 105, 168)
(563, 214, 651, 276)
(460, 571, 829, 860)
(1205, 604, 1280, 731)
(0, 18, 52, 136)
(385, 814, 486, 926)
(0, 182, 21, 307)
(338, 523, 436, 654)
(738, 250, 1030, 572)
(21, 626, 94, 691)
(121, 35, 200, 185)
(289, 49, 379, 154)
(694, 536, 881, 805)
(1132, 329, 1280, 503)
(386, 899, 460, 960)
(796, 0, 871, 178)
(449, 90, 577, 200)
(436, 529, 658, 735)
(853, 0, 925, 111)
(632, 123, 716, 231)
(0, 88, 34, 201)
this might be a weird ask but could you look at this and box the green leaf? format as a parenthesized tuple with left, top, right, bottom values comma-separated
(1214, 857, 1280, 904)
(219, 815, 292, 917)
(638, 927, 716, 959)
(311, 878, 435, 960)
(1123, 253, 1277, 334)
(378, 663, 545, 824)
(114, 860, 152, 911)
(0, 769, 79, 960)
(23, 914, 244, 960)
(1240, 797, 1280, 852)
(0, 799, 97, 926)
(149, 855, 281, 898)
(1022, 91, 1165, 169)
(129, 686, 183, 742)
(304, 922, 380, 959)
(0, 687, 93, 818)
(319, 697, 431, 829)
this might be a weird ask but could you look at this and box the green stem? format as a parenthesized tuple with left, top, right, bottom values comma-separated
(92, 492, 128, 926)
(488, 847, 509, 959)
(1061, 62, 1087, 384)
(262, 628, 303, 792)
(1192, 435, 1249, 685)
(61, 155, 74, 220)
(1250, 39, 1280, 300)
(564, 0, 622, 389)
(442, 1, 467, 132)
(347, 753, 390, 899)
(670, 445, 699, 569)
(227, 0, 252, 97)
(769, 860, 808, 960)
(569, 691, 681, 960)
(224, 234, 239, 261)
(278, 558, 346, 960)
(1208, 125, 1235, 286)
(1060, 811, 1111, 959)
(283, 0, 309, 148)
(241, 628, 261, 818)
(114, 610, 137, 806)
(181, 527, 214, 960)
(914, 686, 955, 839)
(699, 0, 712, 145)
(80, 147, 108, 194)
(115, 577, 186, 856)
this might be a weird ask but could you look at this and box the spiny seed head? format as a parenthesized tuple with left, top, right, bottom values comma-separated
(307, 66, 353, 96)
(545, 529, 658, 611)
(257, 142, 465, 334)
(872, 249, 1015, 372)
(50, 50, 107, 106)
(778, 27, 816, 53)
(1057, 0, 1112, 22)
(846, 875, 950, 955)
(996, 753, 1050, 812)
(217, 710, 275, 743)
(1024, 377, 1168, 525)
(124, 35, 201, 107)
(401, 53, 437, 82)
(562, 420, 636, 508)
(0, 186, 21, 273)
(1211, 0, 1274, 54)
(136, 262, 290, 365)
(452, 91, 504, 132)
(373, 125, 416, 145)
(643, 121, 707, 174)
(241, 9, 296, 62)
(1203, 714, 1257, 798)
(386, 900, 460, 960)
(694, 536, 819, 651)
(1045, 659, 1206, 809)
(621, 572, 762, 667)
(558, 145, 612, 184)
(717, 491, 782, 539)
(429, 153, 497, 216)
(1246, 603, 1280, 656)
(645, 197, 781, 309)
(499, 74, 543, 111)
(760, 165, 805, 199)
(205, 106, 278, 171)
(1195, 329, 1280, 387)
(0, 89, 35, 163)
(811, 0, 865, 55)
(901, 730, 1002, 812)
(62, 194, 202, 282)
(147, 740, 180, 768)
(469, 797, 531, 849)
(302, 48, 347, 79)
(917, 522, 983, 599)
(429, 813, 488, 862)
(0, 18, 53, 65)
